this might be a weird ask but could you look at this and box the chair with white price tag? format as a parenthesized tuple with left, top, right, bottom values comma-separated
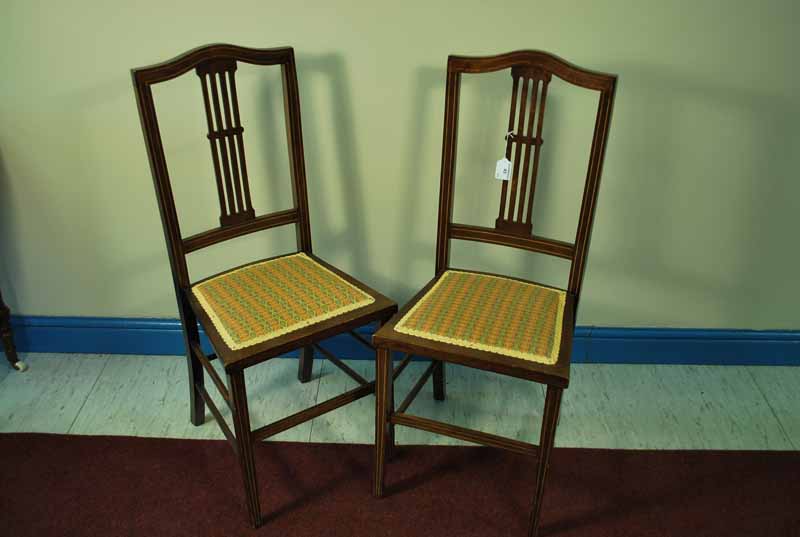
(372, 50, 618, 537)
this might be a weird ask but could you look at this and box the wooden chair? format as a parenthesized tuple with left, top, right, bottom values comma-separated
(131, 44, 397, 528)
(372, 51, 616, 537)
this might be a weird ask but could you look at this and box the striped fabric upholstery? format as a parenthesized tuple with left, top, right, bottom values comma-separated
(193, 253, 374, 350)
(395, 270, 566, 364)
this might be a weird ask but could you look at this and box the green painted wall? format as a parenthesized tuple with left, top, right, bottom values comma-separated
(1, 0, 798, 329)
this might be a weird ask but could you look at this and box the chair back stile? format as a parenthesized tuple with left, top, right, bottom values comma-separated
(433, 51, 617, 308)
(131, 44, 313, 298)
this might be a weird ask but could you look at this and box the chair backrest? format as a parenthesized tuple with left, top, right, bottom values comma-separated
(131, 44, 312, 292)
(434, 50, 617, 305)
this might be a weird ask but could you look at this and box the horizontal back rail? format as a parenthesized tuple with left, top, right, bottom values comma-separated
(449, 224, 574, 259)
(182, 208, 299, 253)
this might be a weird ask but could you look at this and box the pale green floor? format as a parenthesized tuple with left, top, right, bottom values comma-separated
(0, 353, 797, 450)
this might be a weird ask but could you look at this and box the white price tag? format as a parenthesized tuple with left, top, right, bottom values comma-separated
(495, 158, 511, 181)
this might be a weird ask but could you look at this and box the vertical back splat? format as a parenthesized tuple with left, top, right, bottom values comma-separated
(197, 59, 255, 226)
(496, 66, 551, 236)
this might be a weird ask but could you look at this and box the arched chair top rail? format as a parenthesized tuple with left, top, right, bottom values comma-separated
(132, 43, 294, 85)
(447, 50, 616, 92)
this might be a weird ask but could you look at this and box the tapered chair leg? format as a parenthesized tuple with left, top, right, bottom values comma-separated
(374, 347, 392, 497)
(298, 345, 314, 383)
(229, 370, 262, 528)
(186, 351, 205, 426)
(387, 357, 396, 458)
(378, 320, 395, 457)
(528, 385, 563, 537)
(432, 360, 446, 401)
(179, 300, 205, 426)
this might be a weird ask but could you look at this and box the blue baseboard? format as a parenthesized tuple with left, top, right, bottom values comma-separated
(8, 316, 799, 365)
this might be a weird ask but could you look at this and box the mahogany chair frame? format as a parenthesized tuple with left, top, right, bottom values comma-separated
(372, 51, 617, 537)
(131, 44, 396, 528)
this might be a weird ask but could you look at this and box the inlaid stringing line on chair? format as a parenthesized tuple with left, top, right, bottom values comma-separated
(525, 75, 549, 225)
(198, 72, 227, 217)
(312, 342, 369, 386)
(434, 69, 461, 274)
(396, 361, 436, 413)
(280, 60, 313, 252)
(497, 68, 552, 233)
(218, 71, 246, 214)
(197, 384, 237, 452)
(506, 76, 530, 222)
(515, 75, 539, 222)
(227, 72, 254, 213)
(568, 91, 614, 299)
(207, 69, 238, 216)
(197, 60, 255, 226)
(497, 75, 520, 221)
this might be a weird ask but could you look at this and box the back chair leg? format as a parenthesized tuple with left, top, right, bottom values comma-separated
(0, 294, 24, 371)
(432, 360, 446, 401)
(229, 370, 263, 528)
(297, 345, 314, 383)
(374, 347, 393, 497)
(528, 385, 563, 537)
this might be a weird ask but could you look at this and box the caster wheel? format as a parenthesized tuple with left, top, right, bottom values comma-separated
(13, 361, 28, 372)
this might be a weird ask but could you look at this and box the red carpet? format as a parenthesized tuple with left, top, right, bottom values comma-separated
(1, 433, 798, 536)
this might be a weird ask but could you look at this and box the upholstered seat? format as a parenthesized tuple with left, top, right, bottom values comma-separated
(395, 271, 565, 365)
(193, 253, 375, 351)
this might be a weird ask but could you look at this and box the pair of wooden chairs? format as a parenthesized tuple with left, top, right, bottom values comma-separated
(132, 44, 616, 537)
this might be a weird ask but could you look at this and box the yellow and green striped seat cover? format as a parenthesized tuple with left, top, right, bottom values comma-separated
(193, 253, 374, 350)
(395, 270, 566, 365)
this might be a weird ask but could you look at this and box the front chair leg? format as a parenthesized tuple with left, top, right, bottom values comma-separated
(186, 351, 205, 426)
(432, 360, 446, 401)
(179, 302, 205, 426)
(228, 370, 263, 528)
(297, 345, 314, 383)
(528, 385, 563, 537)
(177, 294, 205, 426)
(374, 347, 393, 497)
